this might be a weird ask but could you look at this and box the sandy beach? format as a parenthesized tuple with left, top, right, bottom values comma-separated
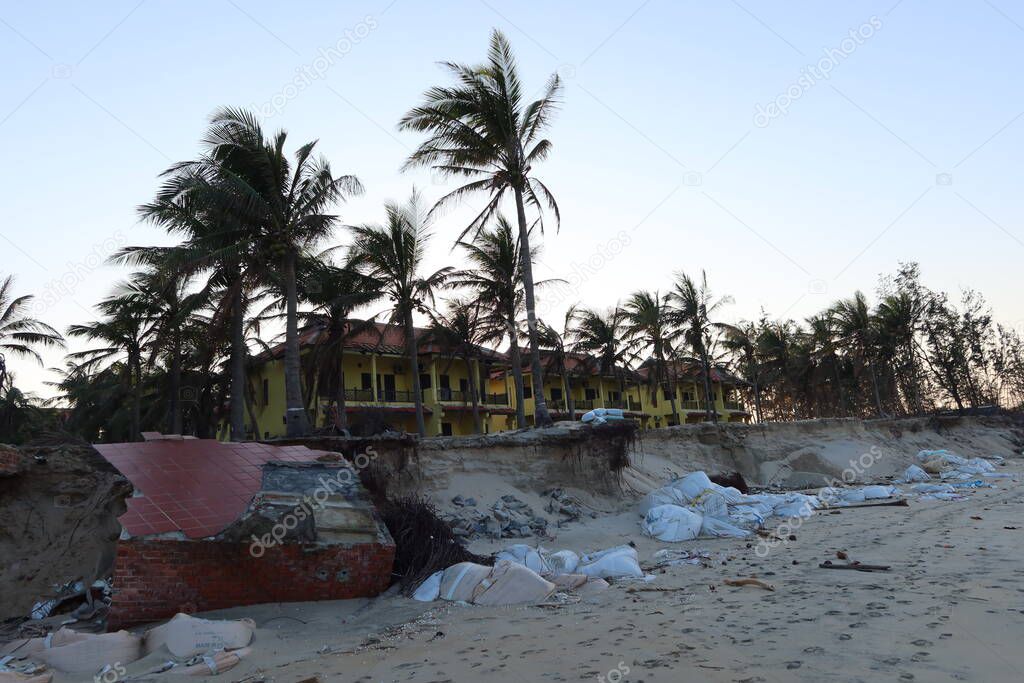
(147, 457, 1024, 682)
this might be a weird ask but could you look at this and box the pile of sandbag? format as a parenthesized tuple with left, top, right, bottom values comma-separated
(817, 484, 901, 507)
(0, 614, 254, 680)
(639, 471, 825, 541)
(413, 543, 635, 603)
(413, 558, 557, 605)
(917, 450, 1009, 480)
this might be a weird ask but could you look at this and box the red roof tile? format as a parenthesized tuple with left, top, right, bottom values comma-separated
(94, 440, 334, 540)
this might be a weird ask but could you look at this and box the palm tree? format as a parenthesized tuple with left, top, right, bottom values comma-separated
(450, 216, 530, 428)
(536, 305, 579, 420)
(623, 290, 681, 425)
(297, 259, 381, 433)
(427, 299, 489, 434)
(0, 275, 65, 392)
(876, 292, 924, 414)
(718, 321, 763, 423)
(669, 271, 733, 423)
(573, 305, 631, 404)
(67, 289, 150, 441)
(196, 108, 363, 437)
(349, 190, 451, 436)
(399, 30, 562, 428)
(831, 291, 884, 417)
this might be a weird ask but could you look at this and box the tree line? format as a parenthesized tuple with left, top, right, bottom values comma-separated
(1, 32, 1022, 444)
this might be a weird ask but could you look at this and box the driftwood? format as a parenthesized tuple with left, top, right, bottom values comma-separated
(831, 499, 909, 510)
(818, 561, 891, 572)
(723, 577, 775, 591)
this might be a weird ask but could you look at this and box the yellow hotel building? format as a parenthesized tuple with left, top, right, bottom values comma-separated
(244, 322, 750, 439)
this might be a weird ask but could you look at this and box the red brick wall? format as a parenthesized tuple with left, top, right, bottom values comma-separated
(107, 538, 395, 630)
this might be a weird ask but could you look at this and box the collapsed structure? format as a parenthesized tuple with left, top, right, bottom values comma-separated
(94, 436, 394, 629)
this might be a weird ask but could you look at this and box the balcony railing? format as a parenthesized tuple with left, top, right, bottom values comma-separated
(680, 400, 706, 411)
(343, 388, 419, 403)
(628, 397, 642, 412)
(484, 393, 509, 405)
(724, 400, 744, 411)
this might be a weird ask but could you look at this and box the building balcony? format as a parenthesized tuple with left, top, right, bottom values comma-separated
(724, 400, 745, 411)
(343, 388, 419, 403)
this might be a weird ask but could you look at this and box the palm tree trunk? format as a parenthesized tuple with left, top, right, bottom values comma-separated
(868, 357, 884, 418)
(405, 309, 427, 436)
(335, 365, 349, 432)
(283, 253, 311, 437)
(466, 356, 482, 434)
(700, 348, 717, 423)
(564, 372, 575, 420)
(245, 378, 261, 439)
(508, 330, 527, 428)
(131, 353, 142, 441)
(514, 186, 552, 428)
(168, 330, 182, 434)
(229, 287, 247, 441)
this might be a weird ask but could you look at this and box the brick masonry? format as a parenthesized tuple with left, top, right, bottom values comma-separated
(107, 538, 395, 630)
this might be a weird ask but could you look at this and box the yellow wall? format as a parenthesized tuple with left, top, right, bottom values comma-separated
(245, 351, 748, 439)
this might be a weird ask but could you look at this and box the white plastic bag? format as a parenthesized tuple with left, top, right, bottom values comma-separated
(641, 504, 703, 542)
(862, 485, 896, 500)
(577, 545, 643, 579)
(637, 486, 689, 516)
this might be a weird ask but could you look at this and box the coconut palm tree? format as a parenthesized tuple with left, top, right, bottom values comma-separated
(669, 271, 733, 423)
(0, 275, 65, 392)
(876, 291, 925, 414)
(450, 216, 530, 428)
(349, 190, 451, 436)
(718, 321, 763, 423)
(67, 289, 150, 441)
(831, 291, 884, 417)
(399, 30, 562, 428)
(623, 290, 681, 425)
(536, 305, 579, 420)
(193, 108, 363, 437)
(426, 298, 489, 434)
(296, 259, 382, 433)
(573, 305, 632, 402)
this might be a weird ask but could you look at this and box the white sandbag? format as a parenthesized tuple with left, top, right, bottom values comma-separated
(577, 578, 611, 596)
(546, 550, 580, 575)
(668, 472, 714, 503)
(693, 490, 729, 519)
(911, 482, 956, 494)
(900, 465, 931, 483)
(472, 560, 556, 605)
(727, 504, 768, 526)
(772, 499, 816, 519)
(549, 573, 589, 590)
(0, 627, 89, 657)
(34, 630, 143, 674)
(166, 646, 252, 676)
(143, 613, 254, 658)
(641, 504, 703, 542)
(700, 515, 751, 538)
(413, 570, 444, 602)
(711, 484, 746, 505)
(577, 545, 644, 579)
(862, 485, 897, 500)
(917, 449, 967, 467)
(495, 544, 551, 574)
(439, 562, 492, 602)
(637, 486, 688, 516)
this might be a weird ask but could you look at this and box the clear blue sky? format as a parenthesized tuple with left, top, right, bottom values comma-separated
(2, 0, 1023, 397)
